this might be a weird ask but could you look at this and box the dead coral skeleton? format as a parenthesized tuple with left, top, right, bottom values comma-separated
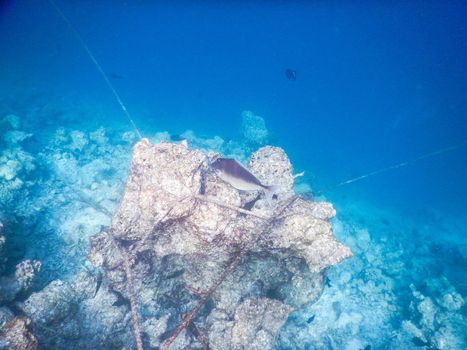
(104, 193, 280, 350)
(160, 196, 299, 350)
(85, 140, 351, 350)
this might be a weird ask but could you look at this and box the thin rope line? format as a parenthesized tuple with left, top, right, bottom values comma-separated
(47, 0, 143, 139)
(316, 140, 467, 194)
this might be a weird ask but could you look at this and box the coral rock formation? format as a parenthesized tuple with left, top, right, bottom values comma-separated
(0, 317, 37, 350)
(11, 138, 350, 349)
(87, 139, 351, 349)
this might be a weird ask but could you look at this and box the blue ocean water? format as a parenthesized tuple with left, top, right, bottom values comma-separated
(1, 1, 466, 349)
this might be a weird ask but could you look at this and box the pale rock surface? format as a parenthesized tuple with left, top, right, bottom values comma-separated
(87, 139, 351, 349)
(0, 317, 37, 350)
(18, 138, 351, 349)
(230, 298, 292, 350)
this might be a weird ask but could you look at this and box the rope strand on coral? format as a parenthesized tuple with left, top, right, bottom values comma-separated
(120, 246, 144, 350)
(160, 196, 298, 350)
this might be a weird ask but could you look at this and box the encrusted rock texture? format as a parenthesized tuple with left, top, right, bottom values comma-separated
(11, 139, 351, 349)
(0, 317, 37, 350)
(88, 139, 351, 349)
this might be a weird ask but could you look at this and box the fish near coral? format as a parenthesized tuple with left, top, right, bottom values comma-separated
(210, 157, 278, 205)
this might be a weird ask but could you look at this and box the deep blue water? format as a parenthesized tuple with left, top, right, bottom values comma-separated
(1, 1, 466, 349)
(2, 0, 467, 214)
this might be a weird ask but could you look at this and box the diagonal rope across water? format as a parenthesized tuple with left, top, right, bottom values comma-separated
(47, 0, 143, 139)
(315, 140, 467, 194)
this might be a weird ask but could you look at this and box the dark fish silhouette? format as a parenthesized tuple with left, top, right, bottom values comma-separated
(241, 194, 261, 212)
(111, 289, 130, 307)
(94, 272, 103, 297)
(410, 337, 435, 348)
(210, 157, 278, 204)
(285, 69, 297, 81)
(170, 134, 186, 142)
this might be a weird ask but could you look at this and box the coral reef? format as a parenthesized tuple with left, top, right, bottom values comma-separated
(10, 138, 350, 349)
(207, 298, 292, 350)
(14, 261, 41, 292)
(0, 115, 134, 285)
(241, 110, 268, 146)
(0, 317, 37, 350)
(398, 281, 465, 350)
(277, 200, 467, 350)
(16, 271, 136, 349)
(0, 239, 41, 304)
(0, 114, 36, 209)
(2, 103, 462, 349)
(0, 224, 39, 350)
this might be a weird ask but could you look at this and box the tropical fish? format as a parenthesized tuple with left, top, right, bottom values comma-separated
(285, 68, 297, 81)
(170, 134, 186, 142)
(411, 337, 430, 348)
(210, 157, 278, 205)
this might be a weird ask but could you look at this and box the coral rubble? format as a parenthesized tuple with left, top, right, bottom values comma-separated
(277, 201, 467, 350)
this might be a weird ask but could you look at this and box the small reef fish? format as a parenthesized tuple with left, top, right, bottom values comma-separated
(285, 68, 297, 81)
(210, 157, 278, 205)
(170, 134, 186, 142)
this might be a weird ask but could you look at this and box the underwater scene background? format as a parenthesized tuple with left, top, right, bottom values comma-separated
(0, 1, 466, 349)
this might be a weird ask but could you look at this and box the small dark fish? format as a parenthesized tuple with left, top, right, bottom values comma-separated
(94, 272, 103, 297)
(306, 315, 316, 324)
(325, 276, 332, 288)
(112, 289, 130, 307)
(285, 68, 297, 81)
(380, 217, 390, 226)
(241, 194, 261, 212)
(359, 345, 371, 350)
(115, 237, 138, 249)
(210, 157, 278, 204)
(411, 336, 428, 347)
(170, 134, 186, 142)
(166, 269, 185, 279)
(181, 313, 210, 350)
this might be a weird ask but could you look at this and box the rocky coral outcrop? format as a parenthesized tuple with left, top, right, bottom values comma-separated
(14, 261, 41, 291)
(0, 317, 37, 350)
(16, 139, 351, 349)
(87, 139, 350, 348)
(0, 223, 41, 305)
(207, 298, 292, 350)
(0, 259, 41, 304)
(0, 115, 36, 209)
(398, 281, 466, 350)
